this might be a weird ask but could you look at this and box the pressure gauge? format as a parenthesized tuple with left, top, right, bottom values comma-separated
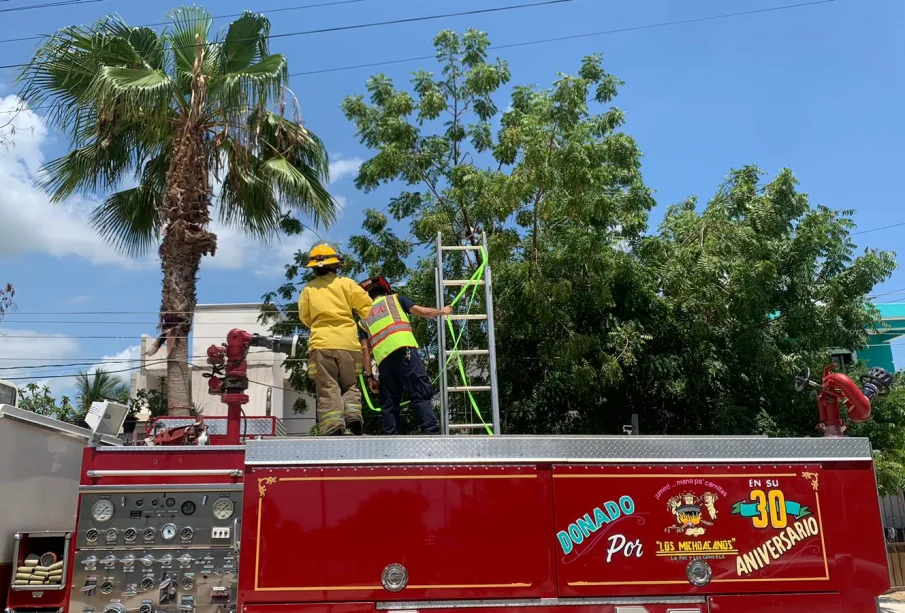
(212, 498, 234, 520)
(92, 499, 115, 522)
(161, 523, 177, 541)
(142, 527, 156, 541)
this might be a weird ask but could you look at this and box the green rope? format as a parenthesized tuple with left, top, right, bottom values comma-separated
(359, 248, 492, 435)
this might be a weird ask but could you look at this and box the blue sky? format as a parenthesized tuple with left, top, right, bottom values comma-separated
(0, 0, 903, 398)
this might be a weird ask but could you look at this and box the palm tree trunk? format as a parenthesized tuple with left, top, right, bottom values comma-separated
(159, 39, 217, 417)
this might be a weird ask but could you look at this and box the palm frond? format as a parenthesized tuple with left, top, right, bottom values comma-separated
(222, 11, 271, 73)
(263, 156, 336, 228)
(38, 138, 138, 201)
(166, 5, 213, 89)
(89, 185, 164, 258)
(208, 54, 287, 124)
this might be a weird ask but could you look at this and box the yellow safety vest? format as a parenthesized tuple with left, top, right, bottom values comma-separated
(364, 295, 418, 365)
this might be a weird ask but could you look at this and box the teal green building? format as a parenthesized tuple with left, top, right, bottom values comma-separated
(840, 304, 905, 372)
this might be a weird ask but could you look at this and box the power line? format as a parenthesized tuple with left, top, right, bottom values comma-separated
(0, 0, 581, 70)
(852, 221, 905, 236)
(0, 0, 372, 45)
(0, 0, 839, 118)
(0, 0, 106, 15)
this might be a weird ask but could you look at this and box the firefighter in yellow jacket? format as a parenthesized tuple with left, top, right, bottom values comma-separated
(298, 243, 373, 435)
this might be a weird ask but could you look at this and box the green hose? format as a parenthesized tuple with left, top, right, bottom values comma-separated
(359, 247, 493, 435)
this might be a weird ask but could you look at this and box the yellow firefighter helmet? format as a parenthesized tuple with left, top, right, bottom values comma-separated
(305, 242, 343, 268)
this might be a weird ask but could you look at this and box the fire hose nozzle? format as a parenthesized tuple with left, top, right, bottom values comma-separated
(860, 367, 894, 402)
(250, 334, 300, 357)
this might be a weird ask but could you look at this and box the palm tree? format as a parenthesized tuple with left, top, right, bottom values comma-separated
(75, 369, 131, 416)
(18, 7, 337, 415)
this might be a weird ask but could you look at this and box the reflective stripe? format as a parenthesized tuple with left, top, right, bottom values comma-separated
(364, 295, 418, 366)
(370, 322, 415, 347)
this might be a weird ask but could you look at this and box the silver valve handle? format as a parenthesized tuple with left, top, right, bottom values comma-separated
(83, 556, 98, 566)
(140, 555, 154, 566)
(102, 555, 117, 566)
(121, 555, 135, 565)
(158, 578, 172, 590)
(178, 554, 194, 565)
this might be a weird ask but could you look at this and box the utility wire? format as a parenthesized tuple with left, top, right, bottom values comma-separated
(0, 0, 580, 70)
(0, 0, 373, 45)
(0, 0, 107, 15)
(0, 0, 838, 115)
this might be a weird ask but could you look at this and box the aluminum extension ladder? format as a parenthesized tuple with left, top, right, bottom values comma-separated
(434, 232, 501, 435)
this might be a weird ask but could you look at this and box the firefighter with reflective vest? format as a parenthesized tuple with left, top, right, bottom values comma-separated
(297, 243, 373, 435)
(359, 276, 450, 435)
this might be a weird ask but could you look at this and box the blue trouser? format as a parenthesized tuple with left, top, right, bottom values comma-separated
(378, 347, 440, 435)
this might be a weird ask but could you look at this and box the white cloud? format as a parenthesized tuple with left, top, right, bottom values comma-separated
(0, 96, 346, 276)
(0, 96, 153, 269)
(67, 295, 93, 305)
(0, 329, 81, 395)
(89, 344, 142, 381)
(328, 156, 363, 184)
(252, 230, 319, 279)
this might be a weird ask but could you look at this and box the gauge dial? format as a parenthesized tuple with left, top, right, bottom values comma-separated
(212, 498, 234, 520)
(124, 528, 137, 542)
(166, 497, 176, 508)
(180, 501, 196, 515)
(85, 528, 99, 543)
(105, 528, 118, 542)
(92, 499, 115, 522)
(161, 523, 177, 541)
(143, 527, 156, 541)
(180, 527, 194, 541)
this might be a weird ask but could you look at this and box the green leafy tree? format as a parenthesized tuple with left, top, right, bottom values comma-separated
(74, 369, 131, 416)
(129, 387, 170, 420)
(262, 29, 899, 449)
(18, 7, 338, 415)
(338, 29, 655, 432)
(18, 383, 78, 423)
(631, 167, 897, 437)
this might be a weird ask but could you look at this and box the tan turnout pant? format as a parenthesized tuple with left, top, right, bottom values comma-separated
(308, 349, 363, 435)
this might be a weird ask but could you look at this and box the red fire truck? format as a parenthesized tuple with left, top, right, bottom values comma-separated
(0, 325, 896, 613)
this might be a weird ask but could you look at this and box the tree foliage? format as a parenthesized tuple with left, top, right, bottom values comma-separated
(17, 383, 78, 423)
(261, 29, 900, 469)
(18, 7, 337, 415)
(74, 369, 131, 416)
(0, 283, 14, 324)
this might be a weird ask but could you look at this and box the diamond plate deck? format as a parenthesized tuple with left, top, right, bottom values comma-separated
(150, 416, 276, 436)
(244, 435, 873, 465)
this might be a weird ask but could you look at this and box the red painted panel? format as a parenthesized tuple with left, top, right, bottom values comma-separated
(242, 603, 375, 613)
(553, 464, 834, 596)
(242, 604, 704, 613)
(80, 447, 245, 486)
(708, 592, 845, 613)
(823, 461, 890, 611)
(240, 465, 554, 603)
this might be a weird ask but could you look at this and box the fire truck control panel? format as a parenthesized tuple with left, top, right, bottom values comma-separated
(70, 487, 242, 613)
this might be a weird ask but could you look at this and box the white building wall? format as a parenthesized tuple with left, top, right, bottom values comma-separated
(132, 303, 315, 433)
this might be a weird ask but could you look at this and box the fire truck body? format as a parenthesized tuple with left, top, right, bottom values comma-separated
(0, 404, 121, 611)
(65, 435, 888, 613)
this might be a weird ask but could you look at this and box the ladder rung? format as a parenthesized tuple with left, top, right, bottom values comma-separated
(448, 385, 492, 392)
(449, 423, 493, 430)
(447, 314, 487, 320)
(446, 349, 489, 356)
(441, 245, 483, 251)
(443, 279, 485, 286)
